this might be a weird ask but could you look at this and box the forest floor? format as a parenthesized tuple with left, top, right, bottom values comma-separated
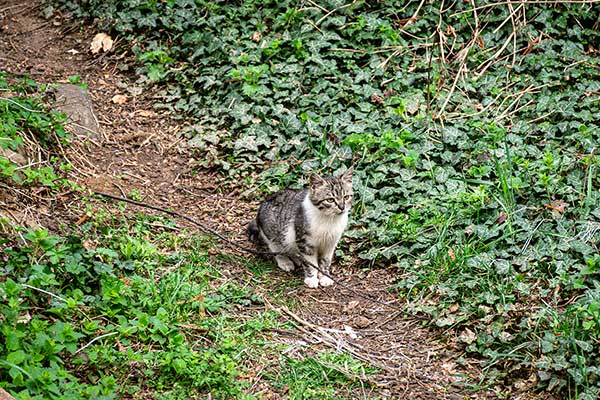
(0, 1, 552, 398)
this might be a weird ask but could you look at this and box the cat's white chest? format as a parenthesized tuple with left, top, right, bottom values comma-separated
(311, 213, 347, 243)
(303, 196, 348, 250)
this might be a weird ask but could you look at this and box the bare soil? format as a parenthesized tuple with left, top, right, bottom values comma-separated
(0, 1, 543, 398)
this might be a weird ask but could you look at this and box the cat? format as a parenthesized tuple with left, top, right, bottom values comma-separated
(248, 168, 353, 288)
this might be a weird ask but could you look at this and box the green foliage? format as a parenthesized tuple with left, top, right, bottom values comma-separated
(0, 215, 235, 398)
(1, 209, 371, 398)
(268, 350, 375, 400)
(0, 73, 69, 189)
(55, 0, 600, 396)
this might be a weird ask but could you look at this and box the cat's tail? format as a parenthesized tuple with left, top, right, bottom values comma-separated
(247, 219, 261, 245)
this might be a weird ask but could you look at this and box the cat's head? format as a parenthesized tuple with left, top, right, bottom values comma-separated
(308, 168, 353, 216)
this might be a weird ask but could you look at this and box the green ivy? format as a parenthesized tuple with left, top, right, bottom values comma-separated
(54, 1, 600, 396)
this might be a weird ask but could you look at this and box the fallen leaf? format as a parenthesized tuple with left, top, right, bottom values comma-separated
(343, 300, 360, 312)
(513, 373, 538, 392)
(17, 312, 31, 324)
(353, 316, 371, 328)
(76, 214, 88, 225)
(127, 86, 144, 96)
(370, 93, 384, 104)
(177, 293, 204, 305)
(112, 94, 127, 104)
(459, 328, 477, 344)
(90, 33, 113, 54)
(448, 248, 456, 261)
(136, 110, 154, 117)
(251, 31, 262, 42)
(441, 361, 458, 375)
(475, 36, 485, 49)
(496, 212, 508, 224)
(544, 199, 568, 214)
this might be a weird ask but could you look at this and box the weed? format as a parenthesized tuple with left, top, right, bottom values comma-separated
(267, 350, 374, 400)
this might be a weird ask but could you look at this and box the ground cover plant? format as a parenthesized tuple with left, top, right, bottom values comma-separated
(0, 74, 374, 399)
(2, 211, 373, 399)
(3, 211, 366, 399)
(49, 0, 600, 397)
(0, 73, 69, 189)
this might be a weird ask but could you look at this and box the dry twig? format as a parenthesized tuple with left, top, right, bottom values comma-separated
(278, 305, 403, 378)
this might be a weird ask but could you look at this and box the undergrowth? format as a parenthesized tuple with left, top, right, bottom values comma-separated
(0, 75, 372, 399)
(0, 72, 69, 190)
(1, 212, 372, 399)
(51, 0, 600, 397)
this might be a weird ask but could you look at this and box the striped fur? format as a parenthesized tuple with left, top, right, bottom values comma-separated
(249, 168, 353, 288)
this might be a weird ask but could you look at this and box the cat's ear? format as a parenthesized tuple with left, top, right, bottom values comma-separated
(310, 173, 327, 188)
(340, 167, 353, 183)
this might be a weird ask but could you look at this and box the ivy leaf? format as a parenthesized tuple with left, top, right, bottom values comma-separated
(234, 134, 258, 152)
(6, 350, 26, 365)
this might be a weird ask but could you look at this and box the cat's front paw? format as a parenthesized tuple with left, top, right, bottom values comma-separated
(304, 276, 320, 288)
(319, 275, 334, 287)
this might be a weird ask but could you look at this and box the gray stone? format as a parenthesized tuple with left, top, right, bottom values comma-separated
(53, 83, 102, 141)
(0, 388, 16, 400)
(0, 147, 27, 166)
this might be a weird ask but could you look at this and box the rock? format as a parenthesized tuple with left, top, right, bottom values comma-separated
(0, 147, 27, 166)
(53, 83, 102, 141)
(0, 388, 16, 400)
(353, 316, 371, 328)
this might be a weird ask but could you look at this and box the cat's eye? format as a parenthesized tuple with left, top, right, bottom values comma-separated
(324, 198, 335, 203)
(344, 195, 352, 200)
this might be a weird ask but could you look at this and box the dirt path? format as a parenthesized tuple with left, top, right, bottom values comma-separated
(1, 1, 495, 398)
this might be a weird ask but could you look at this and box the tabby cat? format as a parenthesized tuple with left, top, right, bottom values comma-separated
(248, 168, 353, 288)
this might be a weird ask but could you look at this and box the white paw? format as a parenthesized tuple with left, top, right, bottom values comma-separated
(304, 276, 320, 288)
(319, 275, 334, 287)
